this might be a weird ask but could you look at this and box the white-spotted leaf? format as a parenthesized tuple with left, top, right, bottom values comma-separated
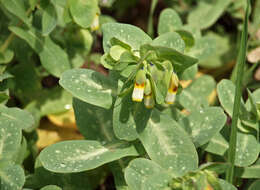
(69, 0, 99, 28)
(113, 94, 152, 141)
(235, 132, 259, 167)
(39, 140, 138, 173)
(0, 123, 22, 161)
(158, 8, 182, 35)
(179, 107, 227, 147)
(138, 109, 198, 177)
(0, 106, 34, 130)
(125, 158, 171, 190)
(73, 98, 116, 142)
(59, 69, 116, 109)
(0, 164, 25, 190)
(9, 26, 71, 77)
(151, 32, 185, 53)
(102, 23, 152, 53)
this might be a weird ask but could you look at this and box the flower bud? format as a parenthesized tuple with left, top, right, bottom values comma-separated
(144, 79, 154, 109)
(165, 72, 179, 104)
(91, 13, 99, 31)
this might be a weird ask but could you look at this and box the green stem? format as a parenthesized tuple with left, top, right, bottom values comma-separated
(147, 0, 158, 38)
(0, 33, 15, 53)
(226, 0, 250, 184)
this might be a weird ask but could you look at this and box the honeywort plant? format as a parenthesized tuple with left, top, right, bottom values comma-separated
(1, 0, 260, 190)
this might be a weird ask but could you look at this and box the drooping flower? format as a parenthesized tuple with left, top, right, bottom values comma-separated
(91, 13, 99, 31)
(132, 70, 146, 102)
(144, 79, 155, 108)
(165, 71, 179, 104)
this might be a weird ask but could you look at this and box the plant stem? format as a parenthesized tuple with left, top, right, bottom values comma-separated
(0, 33, 15, 53)
(147, 0, 158, 38)
(226, 0, 250, 184)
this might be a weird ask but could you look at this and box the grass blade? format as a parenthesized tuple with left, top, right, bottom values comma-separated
(226, 0, 251, 184)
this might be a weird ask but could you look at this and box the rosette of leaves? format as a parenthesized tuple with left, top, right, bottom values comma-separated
(38, 16, 236, 189)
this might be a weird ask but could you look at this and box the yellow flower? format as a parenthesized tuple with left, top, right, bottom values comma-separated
(165, 72, 179, 104)
(91, 13, 99, 31)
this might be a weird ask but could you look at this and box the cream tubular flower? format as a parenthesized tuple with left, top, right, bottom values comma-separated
(132, 70, 146, 102)
(165, 72, 179, 104)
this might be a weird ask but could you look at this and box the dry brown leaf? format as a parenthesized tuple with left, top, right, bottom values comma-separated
(47, 109, 76, 129)
(37, 119, 83, 150)
(247, 47, 260, 63)
(254, 66, 260, 81)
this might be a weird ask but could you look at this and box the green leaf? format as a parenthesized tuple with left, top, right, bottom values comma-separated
(218, 179, 237, 190)
(59, 68, 116, 109)
(0, 164, 25, 190)
(178, 75, 216, 111)
(10, 62, 41, 104)
(0, 49, 14, 64)
(0, 0, 30, 26)
(175, 30, 195, 49)
(40, 185, 62, 190)
(42, 2, 57, 36)
(0, 72, 13, 82)
(0, 106, 34, 130)
(9, 26, 71, 77)
(235, 164, 260, 178)
(187, 0, 232, 29)
(0, 91, 9, 104)
(200, 162, 230, 174)
(179, 107, 227, 147)
(37, 87, 72, 116)
(235, 132, 259, 167)
(198, 32, 234, 69)
(188, 36, 216, 62)
(151, 32, 185, 53)
(113, 93, 152, 141)
(0, 122, 22, 161)
(158, 8, 182, 35)
(217, 79, 248, 117)
(246, 89, 258, 117)
(247, 180, 260, 190)
(180, 64, 198, 80)
(69, 0, 99, 28)
(25, 158, 92, 190)
(138, 109, 198, 177)
(29, 0, 38, 10)
(102, 23, 152, 53)
(140, 44, 198, 73)
(39, 140, 138, 173)
(14, 136, 27, 165)
(246, 88, 260, 115)
(204, 132, 229, 156)
(73, 98, 116, 142)
(125, 158, 171, 190)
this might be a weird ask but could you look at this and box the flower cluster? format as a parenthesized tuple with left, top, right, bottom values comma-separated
(101, 39, 181, 109)
(132, 68, 179, 109)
